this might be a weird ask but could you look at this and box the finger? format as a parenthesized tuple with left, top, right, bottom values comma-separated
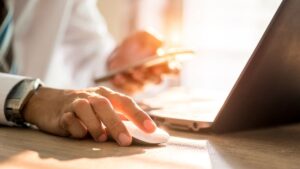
(112, 74, 127, 86)
(144, 62, 181, 84)
(150, 62, 173, 75)
(72, 99, 107, 142)
(96, 87, 156, 133)
(150, 61, 181, 75)
(88, 95, 132, 146)
(135, 31, 163, 53)
(118, 113, 128, 121)
(59, 112, 88, 139)
(166, 61, 182, 75)
(112, 74, 144, 94)
(129, 68, 147, 84)
(144, 68, 162, 84)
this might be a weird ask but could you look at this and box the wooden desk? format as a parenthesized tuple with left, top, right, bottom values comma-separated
(1, 124, 300, 169)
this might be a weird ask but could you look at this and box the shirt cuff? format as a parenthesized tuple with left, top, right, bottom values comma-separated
(0, 73, 26, 126)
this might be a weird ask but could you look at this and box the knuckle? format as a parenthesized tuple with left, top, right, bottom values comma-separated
(109, 92, 121, 100)
(69, 91, 90, 99)
(98, 86, 109, 92)
(78, 93, 90, 99)
(93, 97, 111, 107)
(97, 86, 116, 96)
(117, 92, 127, 98)
(97, 86, 106, 94)
(122, 95, 135, 105)
(72, 99, 89, 110)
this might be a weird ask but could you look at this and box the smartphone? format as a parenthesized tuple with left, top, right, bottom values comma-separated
(94, 49, 195, 83)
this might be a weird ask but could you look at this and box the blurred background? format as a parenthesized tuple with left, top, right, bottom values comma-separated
(98, 0, 281, 93)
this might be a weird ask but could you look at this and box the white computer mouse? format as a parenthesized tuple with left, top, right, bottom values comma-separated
(123, 121, 170, 145)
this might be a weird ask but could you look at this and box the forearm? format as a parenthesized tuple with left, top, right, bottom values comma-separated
(22, 87, 63, 127)
(59, 0, 115, 88)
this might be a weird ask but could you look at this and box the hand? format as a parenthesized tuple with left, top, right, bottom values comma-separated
(22, 86, 156, 146)
(107, 31, 180, 94)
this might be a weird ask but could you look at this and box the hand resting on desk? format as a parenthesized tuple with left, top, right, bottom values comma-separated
(22, 86, 157, 146)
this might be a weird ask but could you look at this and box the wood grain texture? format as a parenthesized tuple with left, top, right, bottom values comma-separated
(1, 124, 300, 169)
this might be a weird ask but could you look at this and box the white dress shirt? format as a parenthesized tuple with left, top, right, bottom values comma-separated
(0, 0, 115, 125)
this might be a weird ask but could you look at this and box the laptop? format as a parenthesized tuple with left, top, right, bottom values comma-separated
(141, 0, 300, 133)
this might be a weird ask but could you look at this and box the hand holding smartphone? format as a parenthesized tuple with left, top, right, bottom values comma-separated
(94, 48, 195, 83)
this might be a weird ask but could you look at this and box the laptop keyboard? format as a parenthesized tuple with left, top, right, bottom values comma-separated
(139, 87, 226, 121)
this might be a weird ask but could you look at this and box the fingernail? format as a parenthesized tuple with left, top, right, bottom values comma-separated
(98, 134, 107, 142)
(118, 133, 132, 146)
(143, 119, 156, 132)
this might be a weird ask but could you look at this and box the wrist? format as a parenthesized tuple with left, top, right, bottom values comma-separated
(22, 86, 42, 125)
(22, 87, 61, 126)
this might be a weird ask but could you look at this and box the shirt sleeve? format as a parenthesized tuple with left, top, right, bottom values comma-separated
(0, 73, 26, 126)
(44, 0, 116, 89)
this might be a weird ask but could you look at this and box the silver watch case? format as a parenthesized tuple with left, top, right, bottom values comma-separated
(5, 79, 42, 126)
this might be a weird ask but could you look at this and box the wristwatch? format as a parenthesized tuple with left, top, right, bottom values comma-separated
(4, 79, 42, 127)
